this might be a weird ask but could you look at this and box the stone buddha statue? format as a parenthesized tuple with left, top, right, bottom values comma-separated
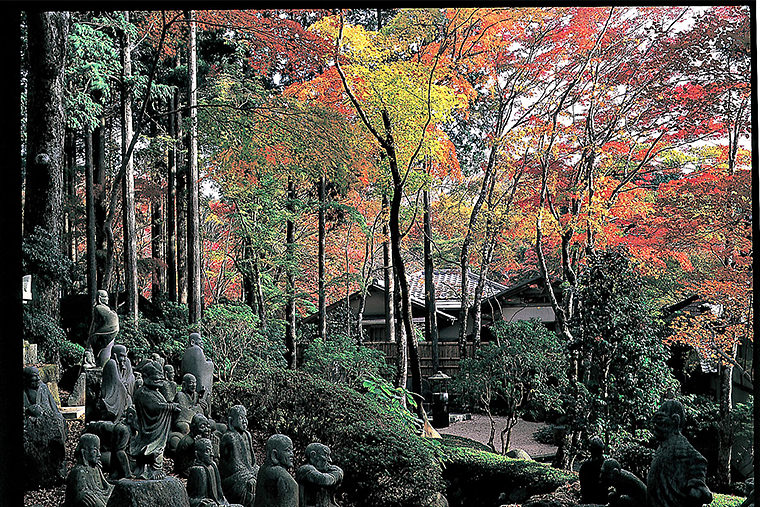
(296, 443, 344, 507)
(86, 290, 119, 368)
(253, 434, 298, 507)
(220, 405, 259, 507)
(63, 433, 114, 507)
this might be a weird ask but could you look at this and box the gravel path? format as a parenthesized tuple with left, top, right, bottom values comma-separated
(436, 414, 558, 458)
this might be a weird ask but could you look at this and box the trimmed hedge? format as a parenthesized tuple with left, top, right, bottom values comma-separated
(213, 369, 444, 507)
(434, 440, 577, 507)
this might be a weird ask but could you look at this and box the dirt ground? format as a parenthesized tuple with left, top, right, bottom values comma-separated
(436, 414, 558, 458)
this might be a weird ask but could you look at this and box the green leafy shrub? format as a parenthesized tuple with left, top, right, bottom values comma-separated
(117, 297, 190, 365)
(301, 333, 390, 389)
(433, 439, 576, 507)
(201, 303, 286, 381)
(710, 493, 747, 507)
(213, 368, 443, 507)
(362, 374, 422, 434)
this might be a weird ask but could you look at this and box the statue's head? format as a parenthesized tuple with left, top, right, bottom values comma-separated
(305, 442, 331, 471)
(189, 332, 203, 347)
(652, 399, 685, 440)
(182, 373, 197, 394)
(164, 364, 175, 382)
(141, 361, 165, 389)
(228, 405, 248, 433)
(134, 371, 144, 389)
(97, 290, 109, 305)
(112, 344, 128, 369)
(266, 434, 294, 469)
(190, 413, 211, 439)
(600, 458, 621, 484)
(588, 436, 605, 458)
(76, 433, 102, 467)
(23, 366, 40, 390)
(194, 437, 214, 466)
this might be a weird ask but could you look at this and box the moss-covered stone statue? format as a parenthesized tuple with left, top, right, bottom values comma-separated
(647, 399, 713, 507)
(579, 435, 607, 504)
(175, 413, 221, 478)
(601, 458, 647, 507)
(296, 443, 344, 507)
(23, 365, 66, 489)
(129, 360, 181, 479)
(98, 344, 136, 422)
(187, 437, 244, 507)
(220, 405, 259, 507)
(86, 290, 119, 368)
(64, 433, 114, 507)
(253, 434, 298, 507)
(182, 332, 214, 414)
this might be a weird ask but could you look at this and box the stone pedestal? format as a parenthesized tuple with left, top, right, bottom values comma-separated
(106, 477, 190, 507)
(23, 412, 66, 489)
(67, 371, 87, 406)
(85, 367, 103, 423)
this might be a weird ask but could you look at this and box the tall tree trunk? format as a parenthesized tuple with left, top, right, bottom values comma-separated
(318, 175, 327, 342)
(166, 91, 178, 302)
(63, 128, 76, 266)
(186, 9, 202, 324)
(23, 11, 70, 330)
(393, 270, 407, 388)
(382, 193, 394, 344)
(177, 99, 188, 305)
(284, 176, 297, 368)
(423, 188, 440, 372)
(150, 106, 164, 299)
(93, 119, 108, 290)
(717, 343, 737, 487)
(84, 133, 97, 311)
(121, 11, 138, 325)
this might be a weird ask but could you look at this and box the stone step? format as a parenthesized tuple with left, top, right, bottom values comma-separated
(449, 413, 471, 424)
(61, 406, 85, 420)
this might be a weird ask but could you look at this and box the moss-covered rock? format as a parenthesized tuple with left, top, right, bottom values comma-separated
(434, 440, 576, 507)
(213, 369, 444, 507)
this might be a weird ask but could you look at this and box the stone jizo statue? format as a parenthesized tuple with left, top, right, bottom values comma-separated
(64, 433, 114, 507)
(579, 435, 607, 504)
(175, 413, 220, 478)
(188, 437, 243, 507)
(220, 405, 259, 507)
(296, 443, 344, 507)
(86, 290, 120, 368)
(253, 434, 298, 507)
(129, 360, 180, 480)
(24, 365, 67, 488)
(85, 419, 132, 480)
(647, 399, 713, 507)
(182, 332, 214, 413)
(601, 458, 647, 507)
(161, 364, 178, 403)
(175, 373, 209, 434)
(99, 344, 135, 422)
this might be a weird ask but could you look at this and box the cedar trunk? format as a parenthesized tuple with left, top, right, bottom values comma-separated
(318, 175, 327, 342)
(23, 11, 70, 326)
(121, 11, 138, 324)
(166, 90, 178, 301)
(186, 10, 202, 324)
(84, 133, 97, 310)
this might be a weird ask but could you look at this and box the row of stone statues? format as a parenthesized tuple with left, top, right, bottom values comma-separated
(580, 399, 714, 507)
(66, 408, 343, 507)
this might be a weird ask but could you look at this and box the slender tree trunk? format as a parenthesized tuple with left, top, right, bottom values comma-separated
(284, 176, 297, 368)
(423, 188, 440, 372)
(166, 90, 178, 301)
(717, 343, 737, 487)
(23, 11, 70, 330)
(186, 9, 202, 324)
(177, 100, 188, 305)
(382, 193, 394, 344)
(393, 270, 407, 388)
(93, 119, 108, 290)
(121, 11, 138, 325)
(253, 253, 266, 324)
(63, 128, 76, 265)
(84, 133, 97, 310)
(150, 106, 164, 298)
(318, 175, 327, 342)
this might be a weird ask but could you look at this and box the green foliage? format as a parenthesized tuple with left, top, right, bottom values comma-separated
(117, 297, 189, 364)
(301, 333, 390, 389)
(710, 493, 747, 507)
(570, 247, 679, 439)
(433, 438, 576, 506)
(451, 320, 565, 452)
(201, 303, 286, 381)
(213, 369, 444, 507)
(607, 429, 656, 481)
(362, 374, 423, 434)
